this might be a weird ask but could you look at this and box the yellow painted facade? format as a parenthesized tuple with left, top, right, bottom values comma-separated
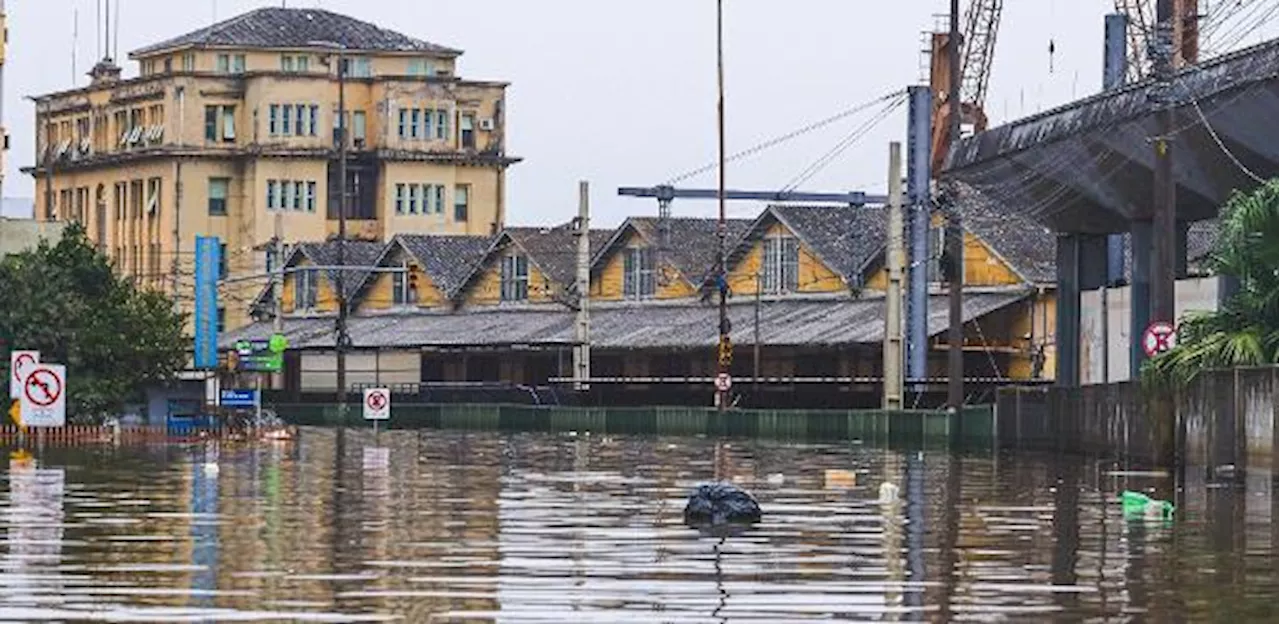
(865, 213, 1022, 290)
(590, 228, 696, 300)
(359, 246, 447, 311)
(463, 248, 557, 307)
(279, 256, 338, 315)
(726, 223, 845, 295)
(25, 11, 515, 331)
(1007, 290, 1058, 380)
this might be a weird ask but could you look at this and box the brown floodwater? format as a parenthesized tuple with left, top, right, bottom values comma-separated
(1, 427, 1276, 622)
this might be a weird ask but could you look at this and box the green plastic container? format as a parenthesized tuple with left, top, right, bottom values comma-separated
(1118, 490, 1175, 520)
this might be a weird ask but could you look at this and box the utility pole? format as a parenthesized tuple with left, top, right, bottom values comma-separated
(753, 273, 761, 390)
(883, 142, 905, 411)
(573, 180, 591, 391)
(271, 213, 284, 391)
(714, 0, 732, 411)
(1151, 0, 1177, 331)
(946, 0, 965, 408)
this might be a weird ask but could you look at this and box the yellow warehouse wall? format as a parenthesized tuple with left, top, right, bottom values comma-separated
(864, 229, 1022, 290)
(358, 247, 447, 311)
(1007, 290, 1058, 380)
(462, 249, 557, 306)
(591, 229, 696, 300)
(727, 222, 844, 295)
(281, 256, 339, 314)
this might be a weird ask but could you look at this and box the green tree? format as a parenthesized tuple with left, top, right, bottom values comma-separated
(0, 225, 188, 422)
(1143, 178, 1279, 388)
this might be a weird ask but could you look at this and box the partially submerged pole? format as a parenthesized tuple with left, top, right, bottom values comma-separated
(883, 142, 905, 410)
(573, 180, 591, 391)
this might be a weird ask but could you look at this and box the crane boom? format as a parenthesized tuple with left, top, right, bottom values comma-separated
(960, 0, 1003, 110)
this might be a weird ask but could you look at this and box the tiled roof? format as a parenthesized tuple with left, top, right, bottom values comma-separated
(221, 291, 1029, 351)
(130, 7, 461, 57)
(504, 223, 612, 287)
(396, 234, 493, 298)
(949, 183, 1058, 285)
(770, 204, 888, 286)
(625, 217, 754, 286)
(296, 239, 385, 302)
(1121, 218, 1220, 279)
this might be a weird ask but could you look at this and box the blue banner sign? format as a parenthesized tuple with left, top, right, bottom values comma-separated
(219, 389, 258, 408)
(193, 236, 221, 369)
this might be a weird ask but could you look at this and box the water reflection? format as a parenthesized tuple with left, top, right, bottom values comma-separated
(0, 429, 1273, 621)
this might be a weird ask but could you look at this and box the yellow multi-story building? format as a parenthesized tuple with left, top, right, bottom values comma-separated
(23, 6, 518, 331)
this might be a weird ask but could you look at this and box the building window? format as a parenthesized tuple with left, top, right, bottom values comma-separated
(342, 56, 372, 78)
(216, 54, 229, 73)
(352, 111, 366, 143)
(306, 181, 317, 212)
(398, 109, 407, 139)
(926, 225, 964, 284)
(460, 113, 475, 149)
(408, 184, 420, 214)
(500, 254, 529, 302)
(295, 104, 306, 136)
(394, 183, 406, 215)
(182, 52, 195, 71)
(208, 178, 229, 215)
(268, 105, 279, 136)
(435, 109, 449, 140)
(623, 247, 655, 299)
(267, 180, 278, 210)
(309, 105, 319, 136)
(231, 54, 246, 74)
(283, 180, 296, 212)
(293, 181, 305, 211)
(218, 242, 229, 280)
(146, 178, 161, 216)
(281, 105, 293, 136)
(407, 58, 435, 76)
(280, 55, 295, 72)
(205, 105, 236, 142)
(392, 263, 417, 305)
(432, 185, 445, 214)
(216, 308, 226, 333)
(295, 268, 318, 310)
(454, 185, 469, 222)
(409, 109, 421, 140)
(762, 235, 800, 293)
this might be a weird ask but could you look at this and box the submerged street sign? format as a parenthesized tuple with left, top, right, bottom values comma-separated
(363, 388, 391, 421)
(220, 389, 259, 408)
(20, 364, 66, 427)
(9, 350, 39, 399)
(234, 334, 288, 372)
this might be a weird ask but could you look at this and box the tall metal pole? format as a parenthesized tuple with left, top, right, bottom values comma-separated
(335, 48, 350, 421)
(714, 0, 731, 410)
(905, 86, 932, 397)
(946, 0, 965, 408)
(1104, 13, 1129, 286)
(883, 142, 905, 411)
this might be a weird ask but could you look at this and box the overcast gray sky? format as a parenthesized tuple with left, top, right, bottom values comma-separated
(5, 0, 1276, 225)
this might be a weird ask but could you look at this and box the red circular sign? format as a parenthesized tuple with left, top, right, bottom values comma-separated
(1142, 321, 1178, 357)
(12, 353, 35, 382)
(24, 368, 62, 407)
(366, 391, 387, 410)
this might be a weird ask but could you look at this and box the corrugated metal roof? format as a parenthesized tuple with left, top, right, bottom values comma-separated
(131, 7, 460, 57)
(221, 291, 1028, 351)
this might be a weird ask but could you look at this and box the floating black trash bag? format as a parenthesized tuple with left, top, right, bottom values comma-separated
(683, 482, 762, 528)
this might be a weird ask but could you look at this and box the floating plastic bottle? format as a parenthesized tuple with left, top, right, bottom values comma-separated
(1118, 490, 1175, 521)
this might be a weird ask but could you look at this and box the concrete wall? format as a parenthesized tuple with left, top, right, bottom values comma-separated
(996, 365, 1278, 471)
(0, 217, 67, 256)
(1079, 276, 1222, 383)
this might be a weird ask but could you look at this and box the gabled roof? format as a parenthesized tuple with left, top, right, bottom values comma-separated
(500, 223, 612, 287)
(293, 239, 386, 302)
(130, 7, 462, 58)
(949, 183, 1057, 285)
(362, 234, 493, 299)
(593, 217, 753, 286)
(726, 205, 884, 287)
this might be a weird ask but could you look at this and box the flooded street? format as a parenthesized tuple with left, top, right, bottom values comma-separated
(1, 428, 1276, 622)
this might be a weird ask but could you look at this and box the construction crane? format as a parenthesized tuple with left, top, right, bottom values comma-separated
(928, 0, 1003, 175)
(1115, 0, 1200, 82)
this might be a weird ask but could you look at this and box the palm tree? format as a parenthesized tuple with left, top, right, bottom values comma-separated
(1142, 178, 1279, 389)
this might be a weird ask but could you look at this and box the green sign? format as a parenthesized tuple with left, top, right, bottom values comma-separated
(234, 334, 288, 372)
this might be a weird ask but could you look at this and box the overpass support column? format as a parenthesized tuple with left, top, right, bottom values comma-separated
(1056, 234, 1109, 387)
(1130, 220, 1152, 378)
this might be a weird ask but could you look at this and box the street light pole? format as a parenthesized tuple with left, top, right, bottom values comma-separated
(714, 0, 731, 411)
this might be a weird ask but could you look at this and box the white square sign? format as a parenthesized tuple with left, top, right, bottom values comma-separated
(9, 350, 39, 399)
(20, 364, 66, 428)
(362, 388, 391, 421)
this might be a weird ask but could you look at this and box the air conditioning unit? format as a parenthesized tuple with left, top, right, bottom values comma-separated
(478, 118, 495, 131)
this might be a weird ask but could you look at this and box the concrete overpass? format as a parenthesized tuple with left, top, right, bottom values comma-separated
(941, 39, 1278, 385)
